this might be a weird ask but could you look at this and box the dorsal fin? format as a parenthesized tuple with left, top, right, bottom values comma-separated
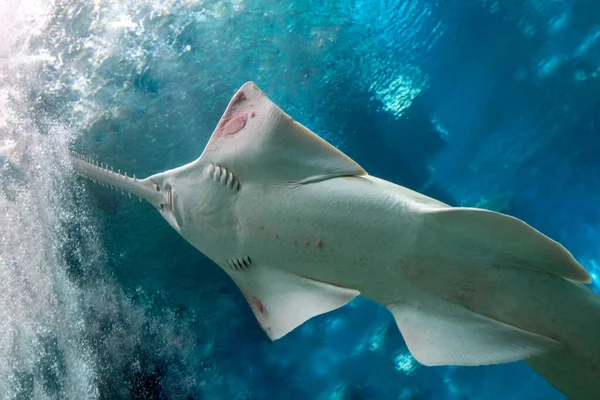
(199, 82, 366, 185)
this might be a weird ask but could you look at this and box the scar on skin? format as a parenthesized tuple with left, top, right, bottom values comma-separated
(233, 91, 246, 103)
(221, 113, 248, 136)
(242, 290, 266, 315)
(316, 239, 323, 248)
(253, 296, 265, 314)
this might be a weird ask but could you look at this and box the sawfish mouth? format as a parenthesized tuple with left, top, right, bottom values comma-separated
(70, 152, 182, 229)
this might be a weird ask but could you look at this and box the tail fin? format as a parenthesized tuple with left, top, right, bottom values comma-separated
(416, 207, 599, 398)
(526, 349, 600, 399)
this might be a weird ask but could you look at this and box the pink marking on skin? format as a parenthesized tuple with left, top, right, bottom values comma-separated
(248, 294, 265, 314)
(221, 113, 248, 136)
(316, 239, 323, 249)
(241, 290, 266, 315)
(255, 298, 265, 314)
(233, 91, 247, 103)
(250, 111, 256, 118)
(205, 90, 250, 150)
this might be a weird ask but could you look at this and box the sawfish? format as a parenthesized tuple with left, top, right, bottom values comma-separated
(71, 82, 600, 398)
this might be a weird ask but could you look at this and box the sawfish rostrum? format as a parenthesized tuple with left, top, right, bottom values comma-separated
(71, 82, 600, 399)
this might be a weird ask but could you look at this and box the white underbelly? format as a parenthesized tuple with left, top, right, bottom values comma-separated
(233, 175, 423, 300)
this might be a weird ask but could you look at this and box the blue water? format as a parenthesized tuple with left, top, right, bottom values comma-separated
(1, 0, 599, 398)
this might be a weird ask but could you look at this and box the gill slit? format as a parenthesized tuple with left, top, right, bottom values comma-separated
(209, 163, 241, 191)
(227, 256, 253, 271)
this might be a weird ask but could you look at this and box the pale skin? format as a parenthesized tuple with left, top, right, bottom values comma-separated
(72, 82, 600, 399)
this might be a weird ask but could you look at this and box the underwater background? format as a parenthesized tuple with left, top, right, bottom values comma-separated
(1, 0, 600, 398)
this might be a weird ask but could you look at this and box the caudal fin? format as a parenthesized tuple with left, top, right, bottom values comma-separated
(526, 349, 600, 399)
(416, 207, 599, 398)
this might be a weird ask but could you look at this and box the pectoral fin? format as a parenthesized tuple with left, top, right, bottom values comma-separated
(229, 266, 359, 340)
(387, 293, 561, 366)
(199, 82, 367, 186)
